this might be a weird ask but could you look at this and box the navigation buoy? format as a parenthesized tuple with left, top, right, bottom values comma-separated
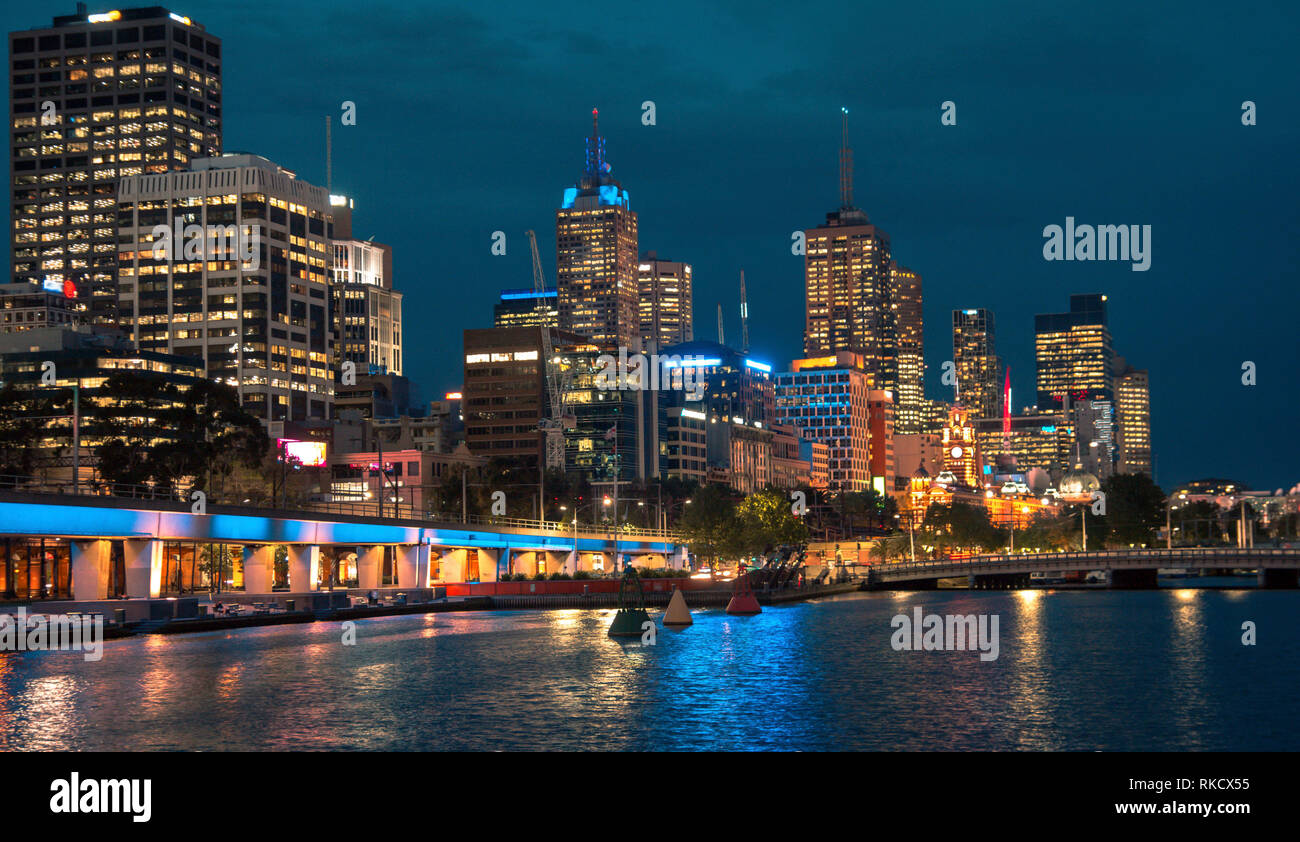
(725, 572, 761, 615)
(663, 588, 692, 627)
(609, 566, 652, 637)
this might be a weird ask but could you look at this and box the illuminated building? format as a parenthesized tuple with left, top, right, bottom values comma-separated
(802, 112, 897, 393)
(1073, 398, 1116, 481)
(1035, 293, 1114, 410)
(638, 251, 692, 349)
(1114, 359, 1152, 476)
(333, 371, 416, 420)
(770, 424, 813, 489)
(329, 196, 401, 376)
(892, 263, 926, 434)
(952, 308, 1002, 420)
(660, 339, 775, 426)
(494, 288, 558, 329)
(462, 326, 552, 465)
(774, 352, 876, 492)
(556, 109, 638, 348)
(555, 337, 643, 484)
(117, 153, 334, 421)
(894, 432, 942, 486)
(867, 389, 895, 492)
(0, 324, 205, 480)
(8, 7, 222, 324)
(0, 281, 78, 332)
(939, 403, 981, 489)
(661, 406, 707, 483)
(975, 412, 1074, 486)
(708, 418, 773, 494)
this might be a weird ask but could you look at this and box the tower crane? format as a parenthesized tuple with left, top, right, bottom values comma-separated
(526, 230, 574, 473)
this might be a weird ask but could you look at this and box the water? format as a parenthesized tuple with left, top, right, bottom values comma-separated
(1, 585, 1295, 751)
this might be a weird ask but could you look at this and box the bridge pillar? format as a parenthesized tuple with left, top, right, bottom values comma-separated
(123, 538, 162, 599)
(1109, 568, 1159, 589)
(1257, 568, 1299, 589)
(477, 547, 501, 582)
(242, 545, 274, 594)
(287, 545, 317, 591)
(969, 573, 1030, 590)
(563, 549, 578, 576)
(71, 539, 110, 601)
(357, 545, 384, 590)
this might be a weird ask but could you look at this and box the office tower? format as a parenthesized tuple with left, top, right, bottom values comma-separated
(637, 251, 692, 349)
(556, 109, 638, 348)
(1034, 293, 1114, 410)
(462, 326, 547, 465)
(9, 7, 222, 324)
(0, 280, 78, 332)
(329, 197, 401, 376)
(117, 153, 333, 421)
(975, 411, 1075, 486)
(1074, 398, 1116, 481)
(892, 263, 925, 434)
(494, 288, 558, 329)
(658, 340, 775, 426)
(774, 352, 877, 492)
(802, 111, 896, 392)
(1114, 359, 1152, 476)
(952, 308, 1002, 420)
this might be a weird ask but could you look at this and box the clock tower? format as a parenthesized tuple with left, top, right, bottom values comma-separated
(941, 404, 982, 488)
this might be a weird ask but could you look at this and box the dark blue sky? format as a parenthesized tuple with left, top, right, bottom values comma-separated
(9, 1, 1299, 490)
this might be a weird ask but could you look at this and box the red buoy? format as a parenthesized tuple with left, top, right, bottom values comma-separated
(725, 572, 761, 615)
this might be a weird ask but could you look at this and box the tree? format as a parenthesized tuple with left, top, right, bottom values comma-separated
(0, 382, 65, 485)
(1098, 473, 1166, 547)
(677, 484, 740, 572)
(90, 372, 268, 494)
(734, 488, 810, 556)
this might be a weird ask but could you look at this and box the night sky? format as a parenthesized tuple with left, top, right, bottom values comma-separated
(7, 1, 1298, 490)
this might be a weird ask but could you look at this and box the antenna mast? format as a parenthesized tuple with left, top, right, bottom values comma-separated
(717, 303, 725, 347)
(739, 269, 750, 354)
(839, 107, 853, 211)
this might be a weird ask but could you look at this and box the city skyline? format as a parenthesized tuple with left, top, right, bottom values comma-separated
(3, 0, 1296, 491)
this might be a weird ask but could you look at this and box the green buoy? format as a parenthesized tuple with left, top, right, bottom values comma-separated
(609, 566, 652, 637)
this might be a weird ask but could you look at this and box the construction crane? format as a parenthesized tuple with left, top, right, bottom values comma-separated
(526, 230, 574, 474)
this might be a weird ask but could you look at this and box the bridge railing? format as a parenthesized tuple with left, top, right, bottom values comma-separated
(0, 474, 683, 542)
(874, 547, 1300, 577)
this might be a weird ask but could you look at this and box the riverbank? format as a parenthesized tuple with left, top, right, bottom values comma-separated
(2, 581, 864, 640)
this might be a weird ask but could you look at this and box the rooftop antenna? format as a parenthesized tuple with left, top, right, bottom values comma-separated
(717, 303, 725, 347)
(1001, 366, 1012, 451)
(839, 106, 854, 211)
(739, 269, 750, 354)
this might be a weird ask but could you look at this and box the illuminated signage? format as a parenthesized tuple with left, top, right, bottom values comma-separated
(88, 11, 122, 23)
(744, 359, 772, 372)
(444, 392, 462, 400)
(279, 439, 327, 467)
(679, 409, 706, 421)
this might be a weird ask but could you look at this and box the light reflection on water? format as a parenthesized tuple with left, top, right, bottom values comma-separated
(0, 588, 1295, 751)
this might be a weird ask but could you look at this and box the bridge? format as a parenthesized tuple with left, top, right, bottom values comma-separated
(0, 487, 687, 607)
(865, 548, 1300, 590)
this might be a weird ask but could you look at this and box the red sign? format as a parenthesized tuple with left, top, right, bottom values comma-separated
(62, 279, 77, 298)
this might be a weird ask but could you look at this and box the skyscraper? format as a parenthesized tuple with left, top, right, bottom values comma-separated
(952, 308, 1002, 420)
(493, 289, 557, 329)
(9, 6, 222, 324)
(1034, 293, 1114, 410)
(892, 263, 926, 435)
(1114, 359, 1152, 477)
(775, 352, 878, 492)
(556, 109, 638, 348)
(637, 251, 692, 349)
(329, 196, 401, 376)
(802, 111, 896, 391)
(117, 153, 333, 421)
